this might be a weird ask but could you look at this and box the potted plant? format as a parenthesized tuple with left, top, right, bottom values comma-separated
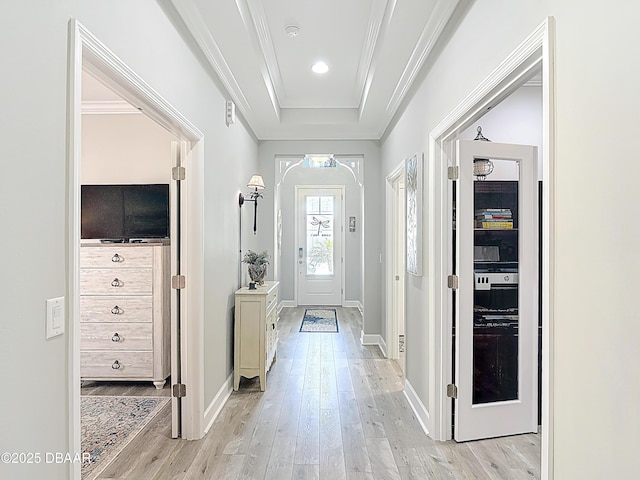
(242, 250, 270, 286)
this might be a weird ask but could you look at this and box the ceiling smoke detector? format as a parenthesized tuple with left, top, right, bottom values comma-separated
(285, 25, 300, 37)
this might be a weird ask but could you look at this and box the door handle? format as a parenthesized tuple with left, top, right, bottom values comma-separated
(298, 247, 303, 258)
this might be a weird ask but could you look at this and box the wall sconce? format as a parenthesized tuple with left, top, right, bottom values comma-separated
(473, 126, 494, 180)
(239, 174, 265, 234)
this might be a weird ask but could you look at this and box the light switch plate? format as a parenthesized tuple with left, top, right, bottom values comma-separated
(46, 297, 65, 339)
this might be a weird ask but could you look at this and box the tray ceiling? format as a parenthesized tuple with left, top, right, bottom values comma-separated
(169, 0, 460, 140)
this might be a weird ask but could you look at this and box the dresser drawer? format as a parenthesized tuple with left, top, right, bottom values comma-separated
(81, 296, 153, 323)
(266, 289, 278, 314)
(81, 246, 153, 268)
(81, 323, 153, 351)
(81, 351, 153, 378)
(80, 268, 152, 295)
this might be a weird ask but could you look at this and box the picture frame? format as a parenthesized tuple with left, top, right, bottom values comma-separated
(406, 153, 423, 276)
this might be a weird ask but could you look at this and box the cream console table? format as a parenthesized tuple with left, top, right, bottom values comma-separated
(80, 242, 171, 389)
(234, 281, 279, 391)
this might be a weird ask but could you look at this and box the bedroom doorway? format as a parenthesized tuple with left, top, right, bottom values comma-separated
(69, 20, 205, 479)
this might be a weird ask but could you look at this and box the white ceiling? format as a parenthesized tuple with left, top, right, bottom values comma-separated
(82, 1, 461, 140)
(170, 0, 461, 140)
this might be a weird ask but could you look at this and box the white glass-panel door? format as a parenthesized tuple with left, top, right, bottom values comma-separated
(296, 187, 343, 305)
(454, 140, 538, 442)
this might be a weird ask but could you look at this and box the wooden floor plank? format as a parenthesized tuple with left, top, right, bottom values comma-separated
(84, 306, 541, 480)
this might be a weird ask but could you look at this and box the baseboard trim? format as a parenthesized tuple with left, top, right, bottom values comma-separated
(360, 331, 387, 358)
(379, 335, 388, 358)
(403, 379, 430, 437)
(279, 300, 296, 310)
(203, 372, 234, 434)
(343, 300, 363, 314)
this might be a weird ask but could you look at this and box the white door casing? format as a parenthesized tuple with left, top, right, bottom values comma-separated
(296, 186, 344, 305)
(454, 139, 538, 442)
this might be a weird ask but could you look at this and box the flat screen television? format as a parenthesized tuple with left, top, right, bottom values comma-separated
(81, 184, 170, 241)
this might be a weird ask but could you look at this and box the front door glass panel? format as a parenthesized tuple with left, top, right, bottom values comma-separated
(305, 195, 334, 276)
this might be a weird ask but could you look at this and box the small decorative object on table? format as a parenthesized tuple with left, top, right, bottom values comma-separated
(242, 250, 270, 286)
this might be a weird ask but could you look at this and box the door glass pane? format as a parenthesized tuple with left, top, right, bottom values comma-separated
(306, 195, 334, 275)
(472, 160, 519, 404)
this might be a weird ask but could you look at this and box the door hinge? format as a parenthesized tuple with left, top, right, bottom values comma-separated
(447, 384, 458, 399)
(172, 275, 186, 289)
(172, 166, 186, 181)
(448, 166, 459, 180)
(447, 274, 459, 290)
(172, 383, 186, 398)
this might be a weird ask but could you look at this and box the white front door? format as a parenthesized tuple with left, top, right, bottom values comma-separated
(454, 139, 538, 442)
(296, 187, 343, 305)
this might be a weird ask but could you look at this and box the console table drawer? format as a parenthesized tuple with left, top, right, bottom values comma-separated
(81, 246, 153, 268)
(81, 323, 153, 351)
(80, 268, 152, 295)
(81, 351, 153, 378)
(81, 296, 153, 323)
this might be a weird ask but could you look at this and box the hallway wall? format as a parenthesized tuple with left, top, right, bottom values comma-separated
(0, 2, 258, 478)
(381, 1, 640, 477)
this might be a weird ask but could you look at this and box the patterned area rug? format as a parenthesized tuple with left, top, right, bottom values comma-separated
(81, 395, 169, 479)
(300, 308, 339, 332)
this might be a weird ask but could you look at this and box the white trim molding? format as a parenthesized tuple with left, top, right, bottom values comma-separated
(403, 379, 430, 437)
(203, 373, 234, 434)
(81, 100, 141, 115)
(343, 300, 364, 313)
(360, 331, 386, 357)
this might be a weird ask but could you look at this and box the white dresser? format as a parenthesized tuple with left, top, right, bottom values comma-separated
(80, 242, 171, 389)
(234, 281, 279, 391)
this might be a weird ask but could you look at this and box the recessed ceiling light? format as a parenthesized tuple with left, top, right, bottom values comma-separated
(285, 25, 300, 37)
(312, 62, 329, 74)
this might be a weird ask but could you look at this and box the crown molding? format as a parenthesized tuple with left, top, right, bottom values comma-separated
(170, 0, 252, 116)
(81, 100, 142, 115)
(355, 0, 394, 111)
(384, 0, 459, 120)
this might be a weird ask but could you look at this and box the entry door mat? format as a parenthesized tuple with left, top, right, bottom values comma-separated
(300, 308, 339, 332)
(81, 395, 169, 479)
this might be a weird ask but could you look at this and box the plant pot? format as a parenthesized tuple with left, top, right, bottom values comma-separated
(248, 264, 267, 285)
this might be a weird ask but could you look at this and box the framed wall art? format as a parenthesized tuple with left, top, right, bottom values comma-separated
(406, 152, 423, 276)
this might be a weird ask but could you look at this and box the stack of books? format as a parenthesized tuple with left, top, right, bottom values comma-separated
(475, 208, 513, 229)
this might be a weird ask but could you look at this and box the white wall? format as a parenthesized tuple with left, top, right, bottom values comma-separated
(460, 85, 543, 179)
(277, 161, 362, 304)
(382, 1, 640, 477)
(0, 2, 257, 477)
(81, 113, 176, 184)
(259, 141, 382, 335)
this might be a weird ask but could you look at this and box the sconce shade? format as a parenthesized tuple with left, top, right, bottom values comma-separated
(247, 174, 265, 190)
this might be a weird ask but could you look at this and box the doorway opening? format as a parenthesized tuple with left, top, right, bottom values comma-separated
(385, 162, 406, 372)
(68, 19, 205, 479)
(423, 17, 555, 479)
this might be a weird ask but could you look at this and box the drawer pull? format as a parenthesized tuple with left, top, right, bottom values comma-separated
(272, 323, 275, 330)
(111, 360, 121, 370)
(111, 305, 124, 315)
(111, 253, 124, 263)
(111, 278, 124, 287)
(111, 333, 122, 342)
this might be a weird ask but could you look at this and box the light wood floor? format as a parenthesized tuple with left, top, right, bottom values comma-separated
(87, 306, 540, 479)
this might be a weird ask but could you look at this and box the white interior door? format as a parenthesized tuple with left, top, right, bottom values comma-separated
(454, 139, 538, 442)
(393, 180, 406, 371)
(296, 187, 343, 305)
